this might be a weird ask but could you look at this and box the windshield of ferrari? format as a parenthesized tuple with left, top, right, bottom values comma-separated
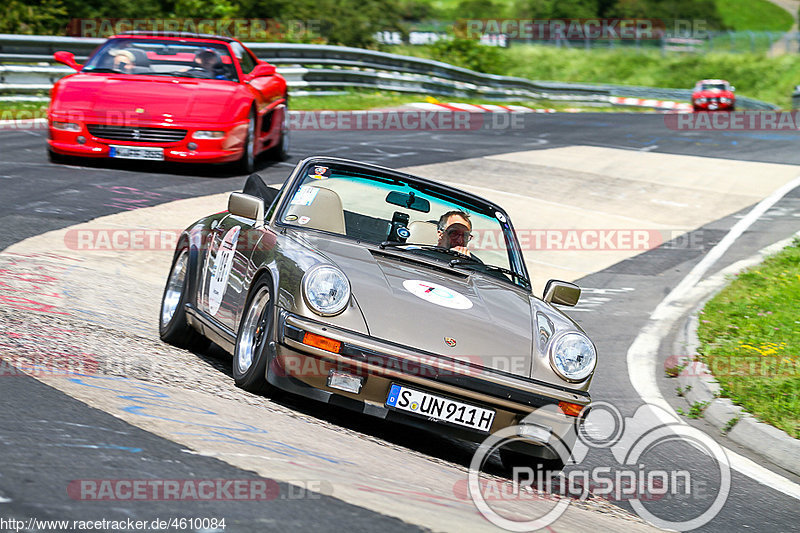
(82, 38, 238, 81)
(278, 163, 530, 289)
(700, 83, 729, 91)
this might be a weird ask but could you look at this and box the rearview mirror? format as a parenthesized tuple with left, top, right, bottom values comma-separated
(543, 280, 580, 306)
(386, 191, 430, 213)
(228, 192, 264, 226)
(54, 51, 81, 71)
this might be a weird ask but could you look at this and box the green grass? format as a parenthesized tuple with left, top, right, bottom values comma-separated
(715, 0, 794, 31)
(398, 43, 800, 108)
(0, 101, 47, 116)
(696, 238, 800, 438)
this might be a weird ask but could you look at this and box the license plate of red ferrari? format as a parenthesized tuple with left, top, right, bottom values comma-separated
(109, 145, 164, 161)
(386, 383, 495, 432)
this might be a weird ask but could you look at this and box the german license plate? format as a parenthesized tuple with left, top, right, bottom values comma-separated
(385, 383, 495, 432)
(109, 145, 164, 161)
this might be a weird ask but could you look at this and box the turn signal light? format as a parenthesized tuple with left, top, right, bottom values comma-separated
(558, 401, 584, 417)
(302, 332, 341, 353)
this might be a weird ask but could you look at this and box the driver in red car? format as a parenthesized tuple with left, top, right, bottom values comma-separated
(193, 49, 228, 80)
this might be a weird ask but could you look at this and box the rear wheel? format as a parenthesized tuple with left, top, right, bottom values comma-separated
(159, 244, 207, 350)
(233, 276, 275, 392)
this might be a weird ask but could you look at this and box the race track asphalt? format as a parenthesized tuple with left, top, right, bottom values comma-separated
(1, 112, 799, 532)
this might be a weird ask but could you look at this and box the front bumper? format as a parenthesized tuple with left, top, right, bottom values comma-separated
(272, 311, 588, 456)
(47, 117, 247, 163)
(693, 100, 734, 111)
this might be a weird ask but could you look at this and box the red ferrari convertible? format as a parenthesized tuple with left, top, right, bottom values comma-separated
(48, 32, 288, 172)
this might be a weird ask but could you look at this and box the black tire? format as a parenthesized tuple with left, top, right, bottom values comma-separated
(48, 149, 71, 165)
(236, 109, 257, 174)
(159, 242, 208, 350)
(233, 275, 275, 392)
(499, 448, 565, 475)
(266, 98, 289, 162)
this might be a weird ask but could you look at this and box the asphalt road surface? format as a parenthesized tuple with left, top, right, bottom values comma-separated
(1, 112, 799, 532)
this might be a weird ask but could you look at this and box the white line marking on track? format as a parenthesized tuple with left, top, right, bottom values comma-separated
(627, 174, 800, 500)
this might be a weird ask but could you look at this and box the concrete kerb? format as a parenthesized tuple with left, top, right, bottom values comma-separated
(672, 231, 800, 477)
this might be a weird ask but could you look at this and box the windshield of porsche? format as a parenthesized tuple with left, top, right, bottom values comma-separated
(82, 39, 237, 81)
(278, 164, 529, 288)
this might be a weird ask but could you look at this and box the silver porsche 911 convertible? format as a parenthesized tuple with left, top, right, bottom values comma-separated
(159, 156, 596, 469)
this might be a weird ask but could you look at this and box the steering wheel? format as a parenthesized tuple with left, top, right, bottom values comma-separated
(185, 67, 212, 78)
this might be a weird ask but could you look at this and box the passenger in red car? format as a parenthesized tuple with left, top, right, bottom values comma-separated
(109, 49, 135, 74)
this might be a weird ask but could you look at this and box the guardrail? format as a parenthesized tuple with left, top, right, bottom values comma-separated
(0, 34, 778, 110)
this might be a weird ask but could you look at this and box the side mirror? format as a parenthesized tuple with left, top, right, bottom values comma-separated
(54, 51, 81, 71)
(228, 192, 264, 226)
(543, 280, 580, 306)
(730, 85, 736, 92)
(245, 63, 276, 81)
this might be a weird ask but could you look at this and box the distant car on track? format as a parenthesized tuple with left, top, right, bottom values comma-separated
(692, 79, 735, 112)
(158, 156, 597, 470)
(48, 32, 288, 171)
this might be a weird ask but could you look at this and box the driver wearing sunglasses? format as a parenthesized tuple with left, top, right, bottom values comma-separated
(437, 210, 473, 257)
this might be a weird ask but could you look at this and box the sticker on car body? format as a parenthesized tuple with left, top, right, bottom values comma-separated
(208, 226, 241, 315)
(402, 279, 473, 310)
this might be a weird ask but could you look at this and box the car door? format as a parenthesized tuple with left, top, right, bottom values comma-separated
(202, 214, 264, 334)
(232, 42, 286, 150)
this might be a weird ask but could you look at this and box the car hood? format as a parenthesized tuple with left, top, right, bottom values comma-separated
(297, 233, 534, 377)
(693, 89, 734, 99)
(53, 74, 239, 124)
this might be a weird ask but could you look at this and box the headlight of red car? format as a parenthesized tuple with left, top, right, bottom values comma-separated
(52, 121, 81, 132)
(192, 130, 226, 139)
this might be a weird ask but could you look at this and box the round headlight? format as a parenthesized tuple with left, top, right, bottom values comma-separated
(302, 265, 351, 316)
(549, 332, 596, 382)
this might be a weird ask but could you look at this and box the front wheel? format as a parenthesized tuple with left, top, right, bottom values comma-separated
(233, 276, 275, 392)
(236, 110, 256, 174)
(48, 149, 72, 165)
(266, 99, 290, 161)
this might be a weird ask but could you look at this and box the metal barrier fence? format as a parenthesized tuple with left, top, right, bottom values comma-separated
(378, 30, 795, 55)
(0, 34, 778, 110)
